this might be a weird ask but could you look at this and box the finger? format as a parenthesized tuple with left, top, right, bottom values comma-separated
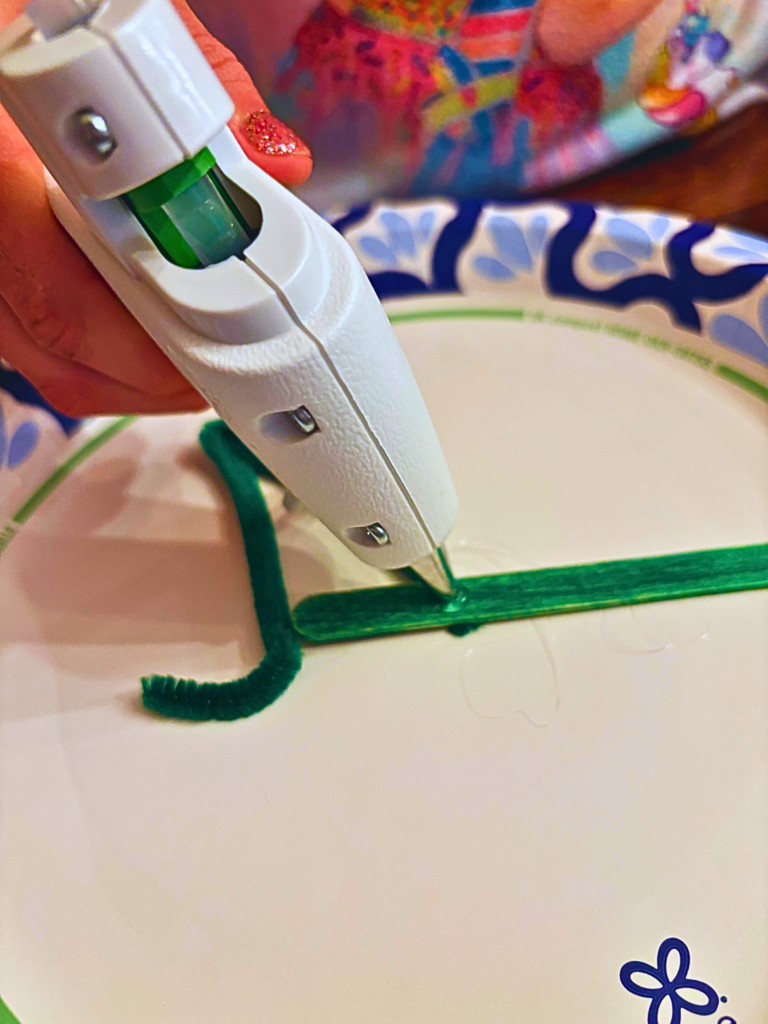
(0, 1, 27, 26)
(0, 295, 207, 416)
(1, 0, 311, 186)
(1, 0, 196, 400)
(0, 150, 208, 397)
(170, 0, 313, 187)
(535, 0, 662, 64)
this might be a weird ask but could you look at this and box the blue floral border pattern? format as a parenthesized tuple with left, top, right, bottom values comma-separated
(3, 197, 768, 536)
(547, 206, 768, 332)
(336, 200, 768, 374)
(0, 366, 79, 437)
(0, 366, 81, 527)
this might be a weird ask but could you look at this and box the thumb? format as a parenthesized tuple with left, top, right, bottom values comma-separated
(171, 0, 312, 188)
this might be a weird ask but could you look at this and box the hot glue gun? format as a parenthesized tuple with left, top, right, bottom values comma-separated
(0, 0, 457, 593)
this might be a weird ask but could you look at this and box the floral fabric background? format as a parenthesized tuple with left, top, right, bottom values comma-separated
(259, 0, 768, 205)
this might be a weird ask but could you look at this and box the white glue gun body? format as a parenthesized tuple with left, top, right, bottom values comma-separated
(0, 0, 457, 590)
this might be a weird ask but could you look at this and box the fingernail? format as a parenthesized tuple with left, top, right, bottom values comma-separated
(241, 111, 307, 156)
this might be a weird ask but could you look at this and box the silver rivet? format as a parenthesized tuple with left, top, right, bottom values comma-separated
(286, 406, 318, 435)
(72, 109, 117, 160)
(364, 523, 390, 547)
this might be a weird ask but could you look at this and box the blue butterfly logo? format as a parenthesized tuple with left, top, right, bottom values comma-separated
(0, 404, 40, 472)
(621, 937, 720, 1024)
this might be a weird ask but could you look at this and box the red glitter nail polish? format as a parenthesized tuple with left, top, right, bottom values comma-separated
(241, 111, 306, 157)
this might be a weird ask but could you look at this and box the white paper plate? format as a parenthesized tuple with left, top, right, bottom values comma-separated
(2, 201, 768, 1023)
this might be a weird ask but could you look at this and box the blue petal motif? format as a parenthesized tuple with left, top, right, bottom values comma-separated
(526, 215, 548, 258)
(759, 293, 768, 342)
(713, 246, 768, 265)
(488, 216, 532, 271)
(0, 405, 6, 467)
(724, 231, 768, 257)
(473, 255, 515, 280)
(604, 217, 653, 260)
(7, 420, 40, 469)
(359, 236, 399, 267)
(380, 212, 416, 256)
(650, 216, 670, 240)
(417, 210, 435, 243)
(591, 250, 637, 274)
(710, 314, 768, 365)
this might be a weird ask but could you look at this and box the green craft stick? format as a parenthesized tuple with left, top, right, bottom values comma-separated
(293, 543, 768, 643)
(0, 996, 22, 1024)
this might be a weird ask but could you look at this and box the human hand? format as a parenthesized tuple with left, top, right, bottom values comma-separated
(536, 0, 663, 65)
(0, 0, 312, 417)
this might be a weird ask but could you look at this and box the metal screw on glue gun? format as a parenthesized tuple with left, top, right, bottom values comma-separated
(347, 522, 392, 549)
(72, 109, 117, 160)
(286, 406, 318, 435)
(364, 523, 391, 547)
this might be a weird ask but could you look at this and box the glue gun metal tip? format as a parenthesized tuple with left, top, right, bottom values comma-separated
(409, 546, 456, 597)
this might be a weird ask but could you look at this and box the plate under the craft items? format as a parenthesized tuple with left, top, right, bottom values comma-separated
(1, 201, 768, 1024)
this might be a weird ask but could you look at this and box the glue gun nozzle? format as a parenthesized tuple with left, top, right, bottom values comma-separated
(409, 546, 456, 597)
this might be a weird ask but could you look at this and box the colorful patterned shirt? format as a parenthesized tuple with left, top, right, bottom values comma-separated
(211, 0, 768, 205)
